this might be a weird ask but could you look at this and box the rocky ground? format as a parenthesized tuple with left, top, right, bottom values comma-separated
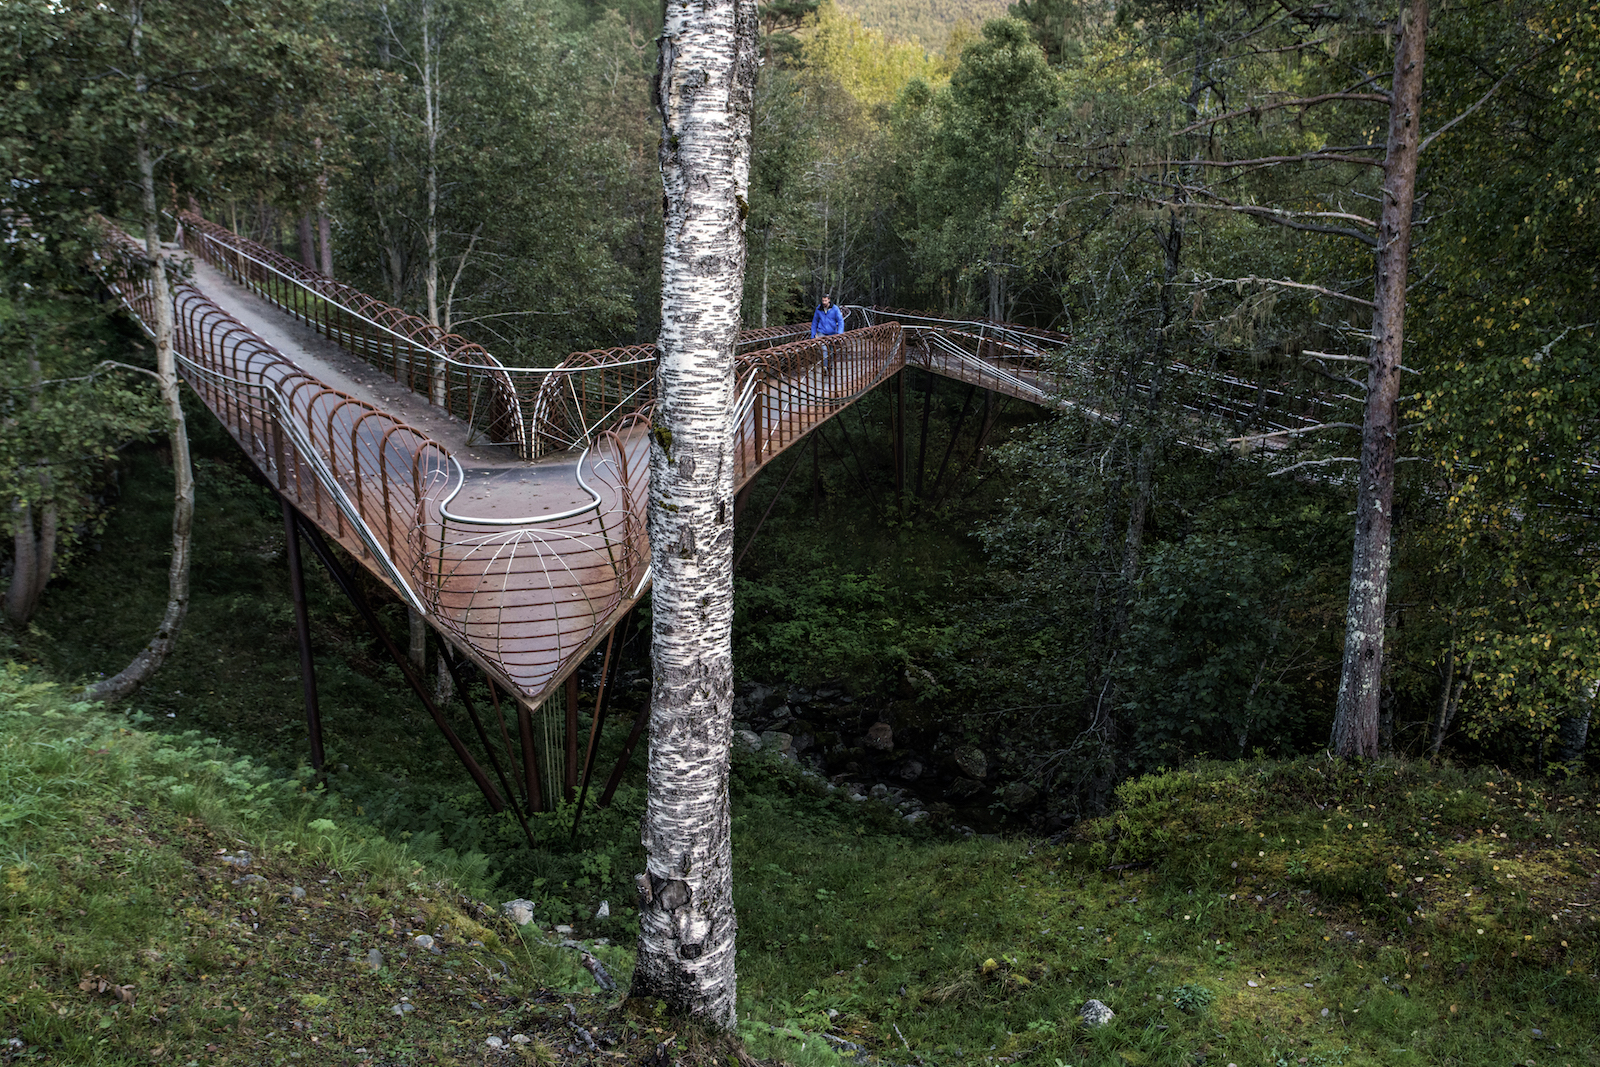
(728, 677, 1041, 837)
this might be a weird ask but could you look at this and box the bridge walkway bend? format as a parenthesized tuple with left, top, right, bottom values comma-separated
(99, 213, 1339, 815)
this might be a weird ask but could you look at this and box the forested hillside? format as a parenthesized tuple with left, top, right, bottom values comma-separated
(2, 0, 1597, 1059)
(836, 0, 1008, 49)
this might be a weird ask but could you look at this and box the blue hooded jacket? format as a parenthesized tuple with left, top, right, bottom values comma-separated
(810, 302, 844, 338)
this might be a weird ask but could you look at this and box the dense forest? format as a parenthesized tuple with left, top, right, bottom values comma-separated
(1, 0, 1598, 1059)
(2, 0, 1597, 810)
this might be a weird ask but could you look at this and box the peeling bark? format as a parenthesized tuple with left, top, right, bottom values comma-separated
(85, 96, 195, 703)
(1331, 0, 1427, 758)
(630, 0, 758, 1029)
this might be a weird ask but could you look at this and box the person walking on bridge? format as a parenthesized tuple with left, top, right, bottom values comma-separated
(810, 294, 844, 370)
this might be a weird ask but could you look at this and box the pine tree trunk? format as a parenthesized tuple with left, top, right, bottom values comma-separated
(85, 88, 195, 702)
(1330, 0, 1427, 758)
(5, 503, 39, 625)
(315, 138, 334, 276)
(297, 215, 317, 269)
(629, 0, 758, 1028)
(4, 342, 58, 625)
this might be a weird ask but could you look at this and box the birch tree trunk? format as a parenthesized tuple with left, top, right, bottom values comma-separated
(630, 0, 758, 1027)
(413, 0, 447, 405)
(85, 45, 195, 701)
(1330, 0, 1427, 757)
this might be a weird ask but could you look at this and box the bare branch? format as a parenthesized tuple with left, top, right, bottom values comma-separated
(1201, 274, 1377, 309)
(1302, 350, 1418, 375)
(1228, 421, 1362, 444)
(1145, 150, 1386, 170)
(1154, 196, 1379, 246)
(1170, 92, 1391, 137)
(1419, 48, 1550, 155)
(1268, 455, 1424, 477)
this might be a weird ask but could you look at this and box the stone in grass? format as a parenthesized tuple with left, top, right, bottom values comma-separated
(413, 934, 440, 953)
(290, 886, 307, 901)
(365, 948, 383, 972)
(1079, 999, 1115, 1027)
(232, 874, 267, 887)
(594, 900, 610, 920)
(392, 1001, 414, 1016)
(485, 1036, 505, 1049)
(502, 899, 536, 926)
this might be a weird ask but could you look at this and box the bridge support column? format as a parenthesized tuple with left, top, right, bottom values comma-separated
(290, 508, 507, 814)
(914, 369, 934, 500)
(564, 675, 580, 803)
(894, 369, 906, 500)
(281, 498, 324, 773)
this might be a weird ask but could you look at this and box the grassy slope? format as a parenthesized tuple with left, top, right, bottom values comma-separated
(0, 673, 657, 1066)
(834, 0, 1010, 51)
(732, 756, 1600, 1067)
(6, 675, 1597, 1066)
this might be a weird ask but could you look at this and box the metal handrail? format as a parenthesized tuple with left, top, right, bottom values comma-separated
(435, 453, 604, 527)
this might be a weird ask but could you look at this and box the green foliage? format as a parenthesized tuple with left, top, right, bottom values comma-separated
(1116, 536, 1306, 770)
(1406, 1, 1600, 749)
(0, 297, 157, 564)
(1168, 982, 1212, 1014)
(324, 0, 654, 362)
(835, 0, 1007, 51)
(801, 1, 953, 109)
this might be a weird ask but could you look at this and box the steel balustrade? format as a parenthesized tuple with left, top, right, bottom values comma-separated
(100, 213, 1362, 803)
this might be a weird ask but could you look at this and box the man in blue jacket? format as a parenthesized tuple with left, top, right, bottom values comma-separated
(810, 294, 844, 369)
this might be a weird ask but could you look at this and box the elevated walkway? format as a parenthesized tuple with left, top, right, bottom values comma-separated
(98, 215, 1345, 814)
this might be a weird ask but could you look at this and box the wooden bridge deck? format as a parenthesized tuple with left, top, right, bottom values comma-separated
(97, 215, 1347, 811)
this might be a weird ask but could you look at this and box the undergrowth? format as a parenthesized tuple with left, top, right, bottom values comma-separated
(2, 670, 1598, 1066)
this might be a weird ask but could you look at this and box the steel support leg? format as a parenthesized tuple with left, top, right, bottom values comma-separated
(564, 675, 580, 803)
(914, 369, 934, 499)
(281, 498, 324, 772)
(291, 511, 506, 812)
(895, 369, 906, 499)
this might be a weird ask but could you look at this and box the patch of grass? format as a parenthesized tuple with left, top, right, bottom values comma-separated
(0, 670, 637, 1065)
(726, 752, 1600, 1067)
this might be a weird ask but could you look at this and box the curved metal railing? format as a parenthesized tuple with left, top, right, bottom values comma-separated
(96, 224, 645, 708)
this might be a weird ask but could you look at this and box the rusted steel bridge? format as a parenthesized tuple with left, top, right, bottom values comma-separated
(97, 214, 1343, 821)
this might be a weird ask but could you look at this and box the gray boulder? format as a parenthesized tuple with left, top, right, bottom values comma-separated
(953, 745, 987, 779)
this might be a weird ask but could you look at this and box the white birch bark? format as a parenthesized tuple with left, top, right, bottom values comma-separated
(1330, 0, 1427, 757)
(86, 6, 195, 701)
(631, 0, 758, 1028)
(420, 1, 446, 406)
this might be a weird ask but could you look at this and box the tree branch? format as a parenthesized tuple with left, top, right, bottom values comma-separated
(1170, 91, 1391, 137)
(1142, 150, 1386, 170)
(1227, 421, 1362, 444)
(1419, 49, 1549, 155)
(1201, 274, 1377, 308)
(1268, 455, 1424, 477)
(1155, 197, 1378, 246)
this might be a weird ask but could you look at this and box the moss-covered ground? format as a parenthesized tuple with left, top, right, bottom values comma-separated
(4, 387, 1598, 1066)
(4, 671, 1597, 1066)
